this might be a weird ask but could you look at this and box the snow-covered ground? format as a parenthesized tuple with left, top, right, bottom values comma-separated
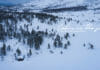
(0, 0, 100, 70)
(0, 9, 100, 70)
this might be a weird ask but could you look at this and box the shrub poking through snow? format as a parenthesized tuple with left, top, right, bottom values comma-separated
(16, 48, 21, 56)
(7, 45, 11, 51)
(34, 35, 43, 50)
(49, 50, 54, 54)
(27, 37, 34, 48)
(53, 35, 63, 48)
(0, 43, 6, 56)
(64, 33, 70, 40)
(48, 43, 50, 49)
(60, 51, 63, 54)
(83, 43, 86, 47)
(72, 33, 75, 37)
(27, 49, 32, 57)
(0, 24, 6, 41)
(64, 44, 68, 49)
(88, 43, 94, 49)
(67, 41, 70, 46)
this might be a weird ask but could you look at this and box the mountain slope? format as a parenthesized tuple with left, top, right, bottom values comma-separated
(0, 0, 100, 12)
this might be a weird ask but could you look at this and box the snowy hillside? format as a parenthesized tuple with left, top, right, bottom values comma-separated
(0, 0, 100, 12)
(0, 0, 100, 70)
(22, 0, 84, 9)
(15, 0, 100, 12)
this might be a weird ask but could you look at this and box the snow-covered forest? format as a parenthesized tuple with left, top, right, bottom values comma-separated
(0, 0, 100, 70)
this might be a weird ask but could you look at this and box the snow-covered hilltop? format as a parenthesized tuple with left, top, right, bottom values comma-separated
(22, 0, 84, 9)
(0, 0, 100, 12)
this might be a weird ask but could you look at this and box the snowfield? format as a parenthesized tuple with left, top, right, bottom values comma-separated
(0, 0, 100, 70)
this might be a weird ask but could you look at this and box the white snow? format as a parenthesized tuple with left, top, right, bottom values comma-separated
(0, 0, 100, 70)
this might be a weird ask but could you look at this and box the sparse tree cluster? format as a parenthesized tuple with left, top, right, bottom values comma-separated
(53, 35, 63, 48)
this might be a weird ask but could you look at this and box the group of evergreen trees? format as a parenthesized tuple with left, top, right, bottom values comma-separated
(0, 12, 58, 25)
(0, 11, 73, 61)
(0, 43, 11, 60)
